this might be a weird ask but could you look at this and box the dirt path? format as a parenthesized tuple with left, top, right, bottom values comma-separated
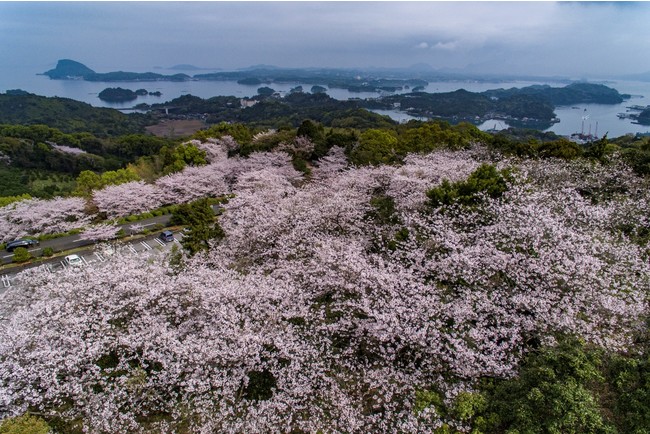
(145, 119, 206, 138)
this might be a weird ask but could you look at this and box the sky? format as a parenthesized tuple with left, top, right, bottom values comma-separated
(1, 1, 650, 78)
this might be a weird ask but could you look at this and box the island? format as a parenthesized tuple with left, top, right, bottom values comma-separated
(193, 67, 428, 93)
(98, 87, 162, 102)
(43, 59, 190, 82)
(363, 82, 629, 128)
(635, 107, 650, 125)
(237, 78, 263, 85)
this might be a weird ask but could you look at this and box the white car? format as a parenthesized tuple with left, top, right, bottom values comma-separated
(65, 254, 83, 267)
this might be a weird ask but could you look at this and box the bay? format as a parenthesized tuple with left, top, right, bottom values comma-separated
(2, 64, 650, 138)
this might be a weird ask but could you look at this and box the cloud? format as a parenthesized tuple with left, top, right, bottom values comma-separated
(432, 41, 458, 52)
(1, 2, 650, 76)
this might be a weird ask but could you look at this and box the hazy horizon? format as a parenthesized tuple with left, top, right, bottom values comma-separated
(2, 2, 650, 79)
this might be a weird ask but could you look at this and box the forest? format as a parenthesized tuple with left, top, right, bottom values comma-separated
(0, 99, 649, 433)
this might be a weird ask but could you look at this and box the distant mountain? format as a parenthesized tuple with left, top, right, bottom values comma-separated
(168, 64, 203, 71)
(407, 63, 435, 72)
(240, 64, 281, 71)
(166, 64, 222, 72)
(618, 71, 650, 82)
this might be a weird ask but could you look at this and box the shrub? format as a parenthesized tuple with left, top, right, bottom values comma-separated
(427, 163, 512, 208)
(0, 414, 51, 434)
(12, 247, 32, 263)
(42, 247, 54, 257)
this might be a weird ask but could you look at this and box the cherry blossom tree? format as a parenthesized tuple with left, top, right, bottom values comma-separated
(1, 144, 648, 432)
(92, 180, 165, 218)
(79, 223, 121, 242)
(0, 197, 92, 242)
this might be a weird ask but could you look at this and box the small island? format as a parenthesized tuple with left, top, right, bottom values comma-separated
(237, 77, 263, 85)
(98, 87, 162, 102)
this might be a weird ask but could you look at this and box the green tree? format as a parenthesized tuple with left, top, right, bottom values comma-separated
(427, 164, 511, 208)
(399, 121, 469, 154)
(113, 134, 169, 159)
(297, 119, 325, 142)
(477, 337, 614, 434)
(100, 167, 140, 186)
(0, 194, 31, 208)
(172, 198, 225, 256)
(350, 129, 399, 166)
(73, 167, 140, 196)
(538, 138, 584, 160)
(73, 170, 103, 196)
(191, 122, 253, 144)
(161, 143, 207, 174)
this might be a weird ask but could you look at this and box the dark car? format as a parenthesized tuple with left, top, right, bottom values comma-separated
(5, 238, 40, 252)
(159, 230, 174, 243)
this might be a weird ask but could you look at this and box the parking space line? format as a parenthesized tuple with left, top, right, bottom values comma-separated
(154, 238, 165, 246)
(95, 252, 105, 262)
(1, 275, 10, 288)
(140, 241, 152, 251)
(60, 260, 67, 269)
(127, 244, 137, 254)
(81, 256, 90, 266)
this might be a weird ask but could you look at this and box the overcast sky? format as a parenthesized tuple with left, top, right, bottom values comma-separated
(1, 1, 649, 78)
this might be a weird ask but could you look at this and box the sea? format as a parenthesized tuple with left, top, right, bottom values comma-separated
(2, 64, 650, 139)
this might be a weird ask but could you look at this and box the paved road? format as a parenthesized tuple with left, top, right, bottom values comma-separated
(1, 212, 173, 265)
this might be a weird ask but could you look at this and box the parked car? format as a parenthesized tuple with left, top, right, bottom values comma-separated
(159, 230, 174, 242)
(5, 238, 40, 252)
(64, 254, 83, 267)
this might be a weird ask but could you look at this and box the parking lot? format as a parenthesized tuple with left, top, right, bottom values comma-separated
(0, 232, 181, 293)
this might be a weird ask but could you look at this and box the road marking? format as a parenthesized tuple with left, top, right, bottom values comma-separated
(95, 252, 105, 262)
(81, 256, 90, 266)
(140, 241, 152, 251)
(2, 247, 38, 258)
(60, 261, 67, 269)
(47, 264, 53, 273)
(72, 239, 87, 243)
(154, 238, 165, 246)
(127, 244, 137, 254)
(1, 275, 10, 288)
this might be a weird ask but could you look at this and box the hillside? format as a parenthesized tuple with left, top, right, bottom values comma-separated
(42, 59, 95, 79)
(1, 130, 648, 433)
(0, 93, 153, 136)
